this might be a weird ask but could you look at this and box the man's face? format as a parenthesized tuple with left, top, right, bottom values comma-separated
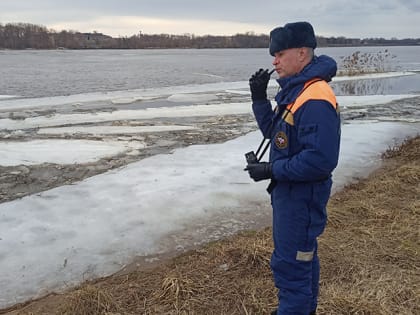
(272, 48, 305, 78)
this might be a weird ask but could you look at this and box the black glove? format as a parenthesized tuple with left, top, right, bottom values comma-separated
(245, 162, 272, 181)
(249, 68, 270, 101)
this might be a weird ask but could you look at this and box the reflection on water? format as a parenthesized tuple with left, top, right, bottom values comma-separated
(332, 73, 420, 96)
(332, 78, 392, 95)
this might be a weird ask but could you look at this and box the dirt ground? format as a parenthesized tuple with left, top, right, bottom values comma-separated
(1, 128, 418, 314)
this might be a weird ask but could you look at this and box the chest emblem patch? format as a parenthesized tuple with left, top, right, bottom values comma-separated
(275, 131, 288, 149)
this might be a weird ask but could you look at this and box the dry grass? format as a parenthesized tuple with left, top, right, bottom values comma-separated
(338, 50, 395, 76)
(3, 136, 419, 315)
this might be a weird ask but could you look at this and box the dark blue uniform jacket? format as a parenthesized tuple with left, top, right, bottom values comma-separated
(252, 55, 341, 185)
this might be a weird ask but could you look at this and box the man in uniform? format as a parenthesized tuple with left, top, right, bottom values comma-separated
(245, 21, 341, 315)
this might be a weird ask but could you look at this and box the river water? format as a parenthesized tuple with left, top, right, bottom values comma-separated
(1, 46, 420, 99)
(1, 46, 420, 124)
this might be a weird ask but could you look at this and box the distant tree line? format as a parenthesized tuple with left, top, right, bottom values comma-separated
(1, 22, 419, 50)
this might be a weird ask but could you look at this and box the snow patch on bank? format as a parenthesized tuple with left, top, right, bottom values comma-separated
(0, 139, 144, 166)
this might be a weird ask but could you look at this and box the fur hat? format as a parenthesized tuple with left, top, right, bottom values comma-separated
(269, 21, 317, 56)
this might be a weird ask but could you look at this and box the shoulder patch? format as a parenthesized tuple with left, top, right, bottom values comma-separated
(275, 131, 288, 149)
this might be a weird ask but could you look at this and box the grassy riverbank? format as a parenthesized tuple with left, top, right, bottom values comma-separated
(2, 136, 419, 315)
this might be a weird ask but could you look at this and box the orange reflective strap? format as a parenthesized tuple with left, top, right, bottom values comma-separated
(282, 78, 338, 126)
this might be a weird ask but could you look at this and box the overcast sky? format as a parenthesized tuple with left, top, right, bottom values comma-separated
(1, 0, 419, 39)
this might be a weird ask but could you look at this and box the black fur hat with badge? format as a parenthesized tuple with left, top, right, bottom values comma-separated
(269, 21, 317, 56)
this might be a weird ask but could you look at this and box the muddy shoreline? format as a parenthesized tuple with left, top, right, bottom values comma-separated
(0, 114, 256, 203)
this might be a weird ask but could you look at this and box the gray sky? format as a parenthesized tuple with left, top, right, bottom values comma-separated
(1, 0, 419, 39)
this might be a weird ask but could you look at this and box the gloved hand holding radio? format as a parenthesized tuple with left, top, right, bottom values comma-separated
(249, 68, 272, 101)
(245, 161, 272, 181)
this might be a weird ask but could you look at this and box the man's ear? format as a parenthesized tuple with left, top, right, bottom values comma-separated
(299, 47, 312, 62)
(297, 47, 307, 62)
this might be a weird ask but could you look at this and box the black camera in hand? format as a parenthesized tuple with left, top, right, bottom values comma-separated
(245, 151, 258, 164)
